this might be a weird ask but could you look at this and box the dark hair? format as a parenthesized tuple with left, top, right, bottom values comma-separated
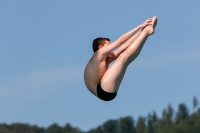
(92, 37, 110, 52)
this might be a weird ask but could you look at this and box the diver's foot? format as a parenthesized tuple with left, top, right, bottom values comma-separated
(143, 16, 157, 35)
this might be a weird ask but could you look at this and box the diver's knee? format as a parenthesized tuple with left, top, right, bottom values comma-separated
(117, 53, 128, 63)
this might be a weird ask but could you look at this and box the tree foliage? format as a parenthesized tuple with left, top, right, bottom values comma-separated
(1, 97, 200, 133)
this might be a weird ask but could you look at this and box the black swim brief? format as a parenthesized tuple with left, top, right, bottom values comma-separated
(96, 82, 117, 101)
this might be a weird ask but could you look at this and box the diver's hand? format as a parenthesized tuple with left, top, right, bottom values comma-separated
(140, 18, 152, 28)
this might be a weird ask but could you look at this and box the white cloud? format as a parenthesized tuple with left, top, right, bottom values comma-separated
(1, 48, 199, 105)
(133, 48, 200, 69)
(0, 66, 84, 105)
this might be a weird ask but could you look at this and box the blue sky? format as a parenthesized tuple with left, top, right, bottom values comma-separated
(0, 0, 200, 131)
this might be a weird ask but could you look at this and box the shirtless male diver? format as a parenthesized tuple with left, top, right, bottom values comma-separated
(84, 16, 157, 101)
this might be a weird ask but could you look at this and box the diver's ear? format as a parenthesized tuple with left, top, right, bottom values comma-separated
(98, 45, 103, 49)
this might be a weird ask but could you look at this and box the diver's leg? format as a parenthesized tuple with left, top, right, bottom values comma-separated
(100, 32, 148, 93)
(100, 17, 157, 93)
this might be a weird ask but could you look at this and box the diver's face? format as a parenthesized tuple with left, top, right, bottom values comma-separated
(103, 40, 110, 46)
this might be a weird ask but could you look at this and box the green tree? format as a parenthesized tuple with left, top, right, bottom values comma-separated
(136, 117, 146, 133)
(10, 123, 31, 133)
(163, 105, 173, 128)
(145, 114, 154, 133)
(193, 96, 198, 112)
(155, 105, 174, 133)
(0, 123, 12, 133)
(119, 116, 136, 133)
(46, 123, 61, 133)
(176, 103, 189, 123)
(61, 123, 81, 133)
(62, 123, 72, 132)
(30, 125, 45, 133)
(88, 126, 103, 133)
(102, 119, 119, 133)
